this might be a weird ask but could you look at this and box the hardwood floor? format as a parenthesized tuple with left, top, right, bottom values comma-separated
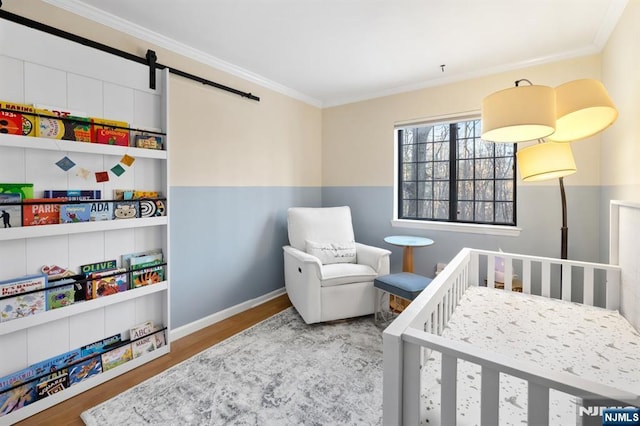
(15, 294, 292, 426)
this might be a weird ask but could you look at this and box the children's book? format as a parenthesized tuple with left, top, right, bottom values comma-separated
(45, 275, 81, 310)
(139, 199, 166, 218)
(122, 249, 163, 270)
(79, 259, 117, 300)
(101, 344, 133, 371)
(90, 268, 128, 298)
(0, 274, 47, 323)
(132, 265, 164, 288)
(132, 334, 156, 358)
(130, 320, 153, 340)
(0, 366, 37, 417)
(30, 349, 82, 377)
(22, 198, 65, 226)
(59, 203, 91, 223)
(68, 356, 102, 386)
(43, 190, 101, 200)
(80, 333, 122, 358)
(35, 369, 68, 400)
(89, 201, 113, 221)
(112, 201, 138, 219)
(0, 193, 22, 228)
(153, 328, 166, 349)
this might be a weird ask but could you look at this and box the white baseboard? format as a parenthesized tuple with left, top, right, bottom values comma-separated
(169, 287, 287, 341)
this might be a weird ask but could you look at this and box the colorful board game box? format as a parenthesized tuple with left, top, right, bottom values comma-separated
(0, 101, 36, 136)
(134, 134, 163, 150)
(91, 118, 129, 146)
(0, 274, 47, 323)
(0, 183, 34, 200)
(43, 190, 101, 200)
(36, 109, 91, 142)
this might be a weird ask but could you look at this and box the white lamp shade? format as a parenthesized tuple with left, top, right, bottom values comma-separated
(516, 142, 577, 182)
(548, 79, 618, 142)
(481, 85, 556, 143)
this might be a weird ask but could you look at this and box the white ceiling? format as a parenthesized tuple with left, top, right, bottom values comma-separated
(43, 0, 628, 107)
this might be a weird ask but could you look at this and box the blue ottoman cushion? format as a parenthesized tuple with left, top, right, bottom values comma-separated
(374, 272, 432, 301)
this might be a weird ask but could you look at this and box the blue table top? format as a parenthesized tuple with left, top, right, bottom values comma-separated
(384, 235, 434, 247)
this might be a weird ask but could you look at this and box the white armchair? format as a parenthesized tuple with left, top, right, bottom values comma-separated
(283, 206, 391, 324)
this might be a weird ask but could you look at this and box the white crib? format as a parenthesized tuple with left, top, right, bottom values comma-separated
(383, 201, 640, 425)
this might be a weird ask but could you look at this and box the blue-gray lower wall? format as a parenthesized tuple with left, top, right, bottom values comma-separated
(169, 186, 321, 329)
(169, 184, 602, 330)
(323, 185, 602, 278)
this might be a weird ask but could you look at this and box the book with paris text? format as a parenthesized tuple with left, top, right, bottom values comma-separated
(0, 274, 47, 323)
(22, 198, 65, 226)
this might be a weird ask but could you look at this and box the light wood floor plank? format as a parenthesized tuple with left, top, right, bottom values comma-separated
(15, 294, 292, 426)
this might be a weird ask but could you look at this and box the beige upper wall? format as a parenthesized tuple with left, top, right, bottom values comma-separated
(602, 0, 640, 192)
(322, 55, 605, 187)
(4, 0, 323, 187)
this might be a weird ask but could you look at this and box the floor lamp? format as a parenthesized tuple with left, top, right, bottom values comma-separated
(516, 142, 577, 259)
(481, 78, 618, 260)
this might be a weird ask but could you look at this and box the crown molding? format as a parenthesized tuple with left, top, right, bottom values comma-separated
(40, 0, 323, 108)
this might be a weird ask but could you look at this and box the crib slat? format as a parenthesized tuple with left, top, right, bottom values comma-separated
(523, 259, 532, 294)
(528, 382, 550, 426)
(583, 266, 594, 306)
(402, 341, 422, 425)
(480, 366, 499, 426)
(541, 261, 551, 297)
(504, 256, 513, 291)
(441, 354, 457, 425)
(561, 263, 572, 301)
(487, 254, 496, 288)
(606, 269, 620, 310)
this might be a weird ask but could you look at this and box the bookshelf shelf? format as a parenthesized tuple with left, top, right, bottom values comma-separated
(0, 133, 167, 159)
(0, 217, 168, 241)
(0, 282, 168, 337)
(0, 23, 171, 425)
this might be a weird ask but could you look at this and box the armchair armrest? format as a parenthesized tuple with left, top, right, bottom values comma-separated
(355, 242, 391, 273)
(283, 245, 322, 268)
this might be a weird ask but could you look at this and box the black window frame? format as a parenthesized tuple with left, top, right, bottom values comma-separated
(396, 118, 517, 226)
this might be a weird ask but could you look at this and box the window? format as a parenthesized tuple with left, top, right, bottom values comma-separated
(397, 118, 516, 226)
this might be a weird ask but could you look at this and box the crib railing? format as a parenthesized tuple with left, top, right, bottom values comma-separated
(382, 248, 631, 426)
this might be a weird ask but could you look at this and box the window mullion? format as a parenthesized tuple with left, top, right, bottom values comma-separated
(449, 123, 457, 222)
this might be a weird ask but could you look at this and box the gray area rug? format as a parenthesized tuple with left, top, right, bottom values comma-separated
(81, 308, 383, 425)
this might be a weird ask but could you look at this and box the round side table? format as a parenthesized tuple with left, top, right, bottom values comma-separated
(384, 235, 435, 273)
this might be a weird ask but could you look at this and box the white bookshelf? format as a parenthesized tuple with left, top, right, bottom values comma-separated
(0, 19, 171, 425)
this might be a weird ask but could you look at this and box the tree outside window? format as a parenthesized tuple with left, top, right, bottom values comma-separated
(397, 118, 516, 226)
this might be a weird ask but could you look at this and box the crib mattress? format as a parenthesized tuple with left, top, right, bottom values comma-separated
(421, 286, 640, 425)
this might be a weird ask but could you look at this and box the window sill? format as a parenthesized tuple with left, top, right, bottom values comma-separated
(391, 219, 522, 237)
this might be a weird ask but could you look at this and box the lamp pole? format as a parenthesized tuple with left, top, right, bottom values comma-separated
(559, 176, 568, 260)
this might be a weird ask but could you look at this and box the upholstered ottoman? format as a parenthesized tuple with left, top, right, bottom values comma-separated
(374, 272, 432, 324)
